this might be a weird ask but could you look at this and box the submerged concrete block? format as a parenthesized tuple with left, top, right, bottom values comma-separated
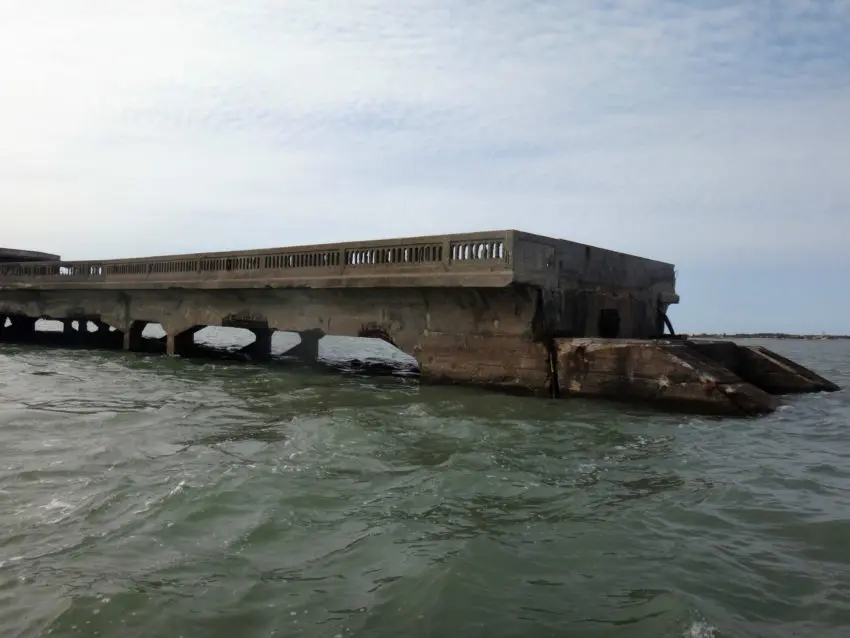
(554, 339, 779, 415)
(123, 321, 147, 352)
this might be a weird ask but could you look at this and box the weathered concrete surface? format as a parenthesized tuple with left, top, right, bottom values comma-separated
(1, 296, 839, 414)
(0, 285, 547, 392)
(0, 230, 840, 414)
(554, 339, 780, 415)
(687, 340, 840, 394)
(0, 230, 678, 343)
(0, 232, 682, 370)
(412, 333, 550, 395)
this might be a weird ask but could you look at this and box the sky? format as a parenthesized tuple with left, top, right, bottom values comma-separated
(1, 0, 848, 334)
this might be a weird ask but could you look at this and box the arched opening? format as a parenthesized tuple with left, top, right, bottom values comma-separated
(120, 321, 170, 354)
(143, 323, 166, 340)
(195, 325, 270, 361)
(332, 334, 418, 376)
(274, 329, 418, 377)
(37, 318, 63, 334)
(276, 329, 322, 364)
(2, 314, 419, 378)
(0, 316, 122, 349)
(132, 322, 168, 354)
(119, 322, 273, 359)
(195, 326, 255, 352)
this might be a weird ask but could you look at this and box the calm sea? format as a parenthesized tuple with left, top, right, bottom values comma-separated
(0, 328, 848, 638)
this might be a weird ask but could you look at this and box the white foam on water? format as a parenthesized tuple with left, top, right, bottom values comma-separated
(684, 620, 716, 638)
(31, 497, 80, 525)
(41, 498, 72, 511)
(133, 479, 188, 514)
(168, 479, 187, 497)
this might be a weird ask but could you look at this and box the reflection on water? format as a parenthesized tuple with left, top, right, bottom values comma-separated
(0, 337, 848, 637)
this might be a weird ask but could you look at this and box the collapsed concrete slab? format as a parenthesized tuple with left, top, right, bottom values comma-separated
(553, 339, 776, 415)
(687, 340, 840, 394)
(553, 338, 839, 415)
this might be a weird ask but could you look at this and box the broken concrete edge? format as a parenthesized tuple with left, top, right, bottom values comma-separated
(741, 345, 841, 393)
(368, 335, 833, 415)
(1, 314, 838, 417)
(551, 338, 838, 416)
(685, 339, 841, 395)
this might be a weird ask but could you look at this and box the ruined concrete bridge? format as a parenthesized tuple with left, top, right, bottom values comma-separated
(0, 230, 839, 415)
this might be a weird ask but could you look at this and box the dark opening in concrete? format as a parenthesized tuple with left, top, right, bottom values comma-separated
(598, 309, 621, 338)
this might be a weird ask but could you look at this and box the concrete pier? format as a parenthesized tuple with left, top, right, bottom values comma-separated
(241, 327, 274, 362)
(279, 329, 323, 364)
(123, 321, 146, 352)
(0, 231, 839, 415)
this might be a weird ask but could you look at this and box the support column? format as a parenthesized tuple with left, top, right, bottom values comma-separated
(280, 329, 323, 363)
(65, 318, 90, 346)
(90, 320, 121, 349)
(167, 327, 202, 357)
(62, 319, 75, 342)
(123, 321, 147, 352)
(241, 327, 273, 361)
(62, 319, 87, 347)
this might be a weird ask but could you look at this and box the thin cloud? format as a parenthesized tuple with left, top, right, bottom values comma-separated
(1, 1, 848, 330)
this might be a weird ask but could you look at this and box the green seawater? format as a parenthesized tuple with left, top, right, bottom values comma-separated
(0, 334, 848, 638)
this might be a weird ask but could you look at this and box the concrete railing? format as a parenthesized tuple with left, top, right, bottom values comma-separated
(0, 231, 514, 286)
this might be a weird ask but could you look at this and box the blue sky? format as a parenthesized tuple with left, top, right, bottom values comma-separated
(1, 0, 848, 333)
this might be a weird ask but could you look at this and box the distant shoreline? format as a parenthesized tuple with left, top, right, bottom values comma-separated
(687, 333, 850, 341)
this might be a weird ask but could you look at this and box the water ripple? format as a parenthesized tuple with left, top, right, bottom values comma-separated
(0, 338, 848, 637)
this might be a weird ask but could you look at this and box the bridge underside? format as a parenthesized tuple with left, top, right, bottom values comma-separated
(0, 286, 551, 392)
(0, 285, 840, 415)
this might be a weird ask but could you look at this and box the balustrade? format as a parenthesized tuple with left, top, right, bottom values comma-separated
(0, 232, 513, 285)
